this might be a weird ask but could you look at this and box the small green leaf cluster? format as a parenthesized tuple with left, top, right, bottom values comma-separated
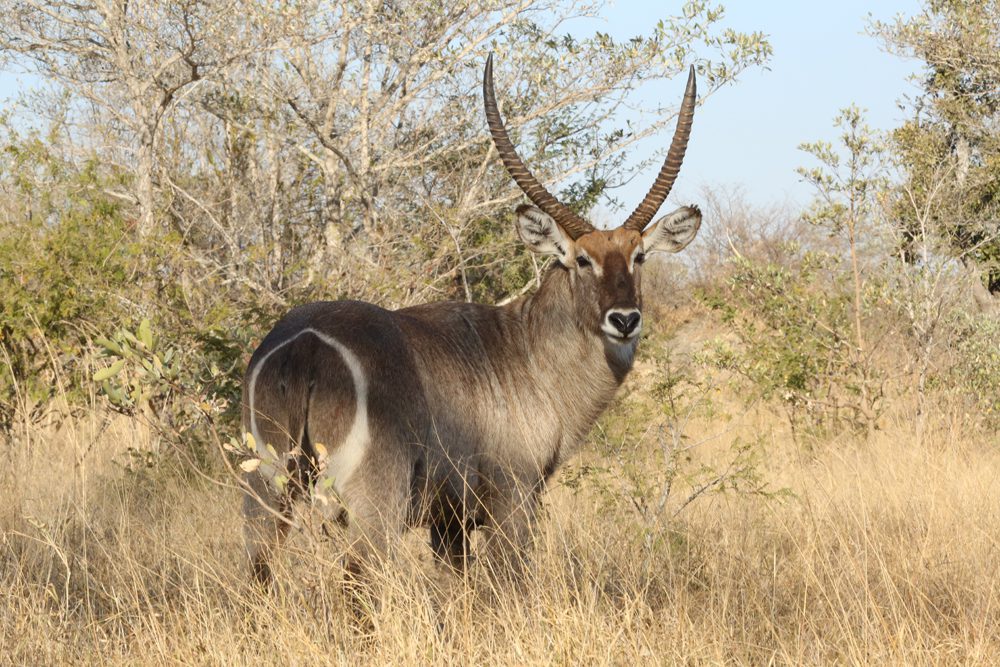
(92, 317, 244, 473)
(92, 319, 182, 413)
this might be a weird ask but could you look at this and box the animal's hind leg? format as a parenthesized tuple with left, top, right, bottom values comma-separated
(342, 482, 408, 575)
(338, 458, 411, 618)
(242, 470, 294, 587)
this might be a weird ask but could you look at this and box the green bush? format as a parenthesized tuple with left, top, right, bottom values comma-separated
(0, 185, 142, 429)
(951, 313, 1000, 426)
(0, 129, 250, 474)
(701, 252, 886, 437)
(92, 318, 245, 474)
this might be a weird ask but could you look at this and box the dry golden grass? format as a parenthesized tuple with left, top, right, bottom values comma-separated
(3, 341, 1000, 665)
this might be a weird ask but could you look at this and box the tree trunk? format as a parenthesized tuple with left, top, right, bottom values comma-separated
(136, 125, 157, 238)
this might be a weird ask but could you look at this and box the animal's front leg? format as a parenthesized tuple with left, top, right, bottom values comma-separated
(479, 473, 540, 585)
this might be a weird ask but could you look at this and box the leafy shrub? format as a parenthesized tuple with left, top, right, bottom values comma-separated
(701, 252, 886, 437)
(563, 326, 774, 547)
(92, 317, 246, 474)
(951, 313, 1000, 426)
(0, 183, 142, 429)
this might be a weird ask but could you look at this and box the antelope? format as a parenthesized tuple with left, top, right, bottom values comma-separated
(241, 55, 701, 586)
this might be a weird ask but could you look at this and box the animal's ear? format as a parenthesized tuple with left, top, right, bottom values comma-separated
(515, 204, 575, 266)
(642, 205, 702, 255)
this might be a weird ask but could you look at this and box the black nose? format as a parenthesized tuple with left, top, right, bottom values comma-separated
(608, 311, 641, 336)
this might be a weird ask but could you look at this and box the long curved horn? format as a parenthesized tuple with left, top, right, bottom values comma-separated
(483, 54, 594, 239)
(622, 65, 697, 232)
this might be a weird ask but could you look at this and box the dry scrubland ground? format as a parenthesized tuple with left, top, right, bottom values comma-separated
(3, 308, 1000, 666)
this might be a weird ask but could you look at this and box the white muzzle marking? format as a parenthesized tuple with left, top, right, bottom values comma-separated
(601, 307, 642, 341)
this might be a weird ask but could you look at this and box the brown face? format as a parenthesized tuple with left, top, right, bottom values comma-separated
(514, 204, 702, 346)
(571, 228, 647, 343)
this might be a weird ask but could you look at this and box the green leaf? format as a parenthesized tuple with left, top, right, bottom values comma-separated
(94, 336, 122, 356)
(137, 318, 153, 348)
(93, 358, 126, 382)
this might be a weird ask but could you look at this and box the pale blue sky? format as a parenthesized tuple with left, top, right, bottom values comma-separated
(0, 1, 923, 213)
(586, 0, 922, 214)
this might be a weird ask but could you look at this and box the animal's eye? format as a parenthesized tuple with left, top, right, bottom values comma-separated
(576, 255, 591, 268)
(634, 252, 646, 265)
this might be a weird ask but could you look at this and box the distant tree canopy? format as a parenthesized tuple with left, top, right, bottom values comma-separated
(873, 0, 1000, 300)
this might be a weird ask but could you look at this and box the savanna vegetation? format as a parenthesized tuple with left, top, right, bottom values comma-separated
(1, 0, 998, 663)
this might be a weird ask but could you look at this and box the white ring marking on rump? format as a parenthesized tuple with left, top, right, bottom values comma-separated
(246, 327, 370, 494)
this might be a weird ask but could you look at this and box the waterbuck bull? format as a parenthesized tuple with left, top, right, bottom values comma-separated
(241, 55, 702, 585)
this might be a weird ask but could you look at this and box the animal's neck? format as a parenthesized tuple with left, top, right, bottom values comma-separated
(504, 265, 637, 446)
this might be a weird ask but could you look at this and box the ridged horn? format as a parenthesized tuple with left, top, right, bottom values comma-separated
(483, 54, 594, 239)
(622, 65, 697, 232)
